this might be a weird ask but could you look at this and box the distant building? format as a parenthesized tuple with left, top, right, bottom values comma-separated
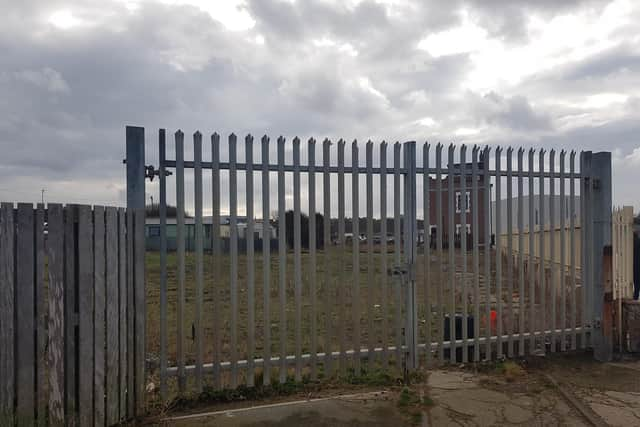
(145, 216, 277, 251)
(491, 195, 581, 235)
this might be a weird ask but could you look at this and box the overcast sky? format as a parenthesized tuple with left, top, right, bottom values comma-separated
(1, 0, 639, 213)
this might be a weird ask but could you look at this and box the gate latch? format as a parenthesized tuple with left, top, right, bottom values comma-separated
(145, 165, 173, 181)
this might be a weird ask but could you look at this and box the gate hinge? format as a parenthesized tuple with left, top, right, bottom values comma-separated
(145, 165, 172, 181)
(592, 178, 601, 190)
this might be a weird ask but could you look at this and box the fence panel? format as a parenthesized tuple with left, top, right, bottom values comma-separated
(0, 203, 142, 426)
(149, 128, 607, 400)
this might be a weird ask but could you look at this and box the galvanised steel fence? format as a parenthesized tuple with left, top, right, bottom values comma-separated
(126, 126, 612, 403)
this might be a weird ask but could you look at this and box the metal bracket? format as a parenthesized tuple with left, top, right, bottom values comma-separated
(145, 165, 172, 181)
(592, 178, 601, 190)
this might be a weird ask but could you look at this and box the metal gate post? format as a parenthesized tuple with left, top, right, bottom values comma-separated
(126, 126, 146, 210)
(403, 141, 418, 370)
(591, 152, 613, 361)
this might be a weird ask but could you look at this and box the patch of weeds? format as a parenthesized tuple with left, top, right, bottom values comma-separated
(341, 367, 399, 387)
(422, 395, 435, 407)
(503, 361, 526, 382)
(397, 387, 433, 426)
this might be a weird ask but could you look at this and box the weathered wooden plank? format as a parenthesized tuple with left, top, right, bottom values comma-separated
(260, 135, 270, 385)
(352, 141, 361, 371)
(106, 207, 119, 425)
(35, 204, 46, 427)
(47, 203, 65, 426)
(277, 136, 287, 383)
(293, 137, 303, 380)
(308, 138, 318, 379)
(194, 131, 204, 392)
(175, 130, 186, 392)
(16, 203, 35, 422)
(118, 207, 126, 420)
(78, 205, 94, 427)
(64, 205, 77, 426)
(246, 135, 256, 387)
(94, 206, 106, 427)
(230, 133, 239, 387)
(134, 208, 145, 415)
(0, 203, 15, 425)
(126, 208, 134, 416)
(212, 133, 222, 389)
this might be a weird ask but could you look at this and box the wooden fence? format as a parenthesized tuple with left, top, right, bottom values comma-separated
(0, 203, 145, 426)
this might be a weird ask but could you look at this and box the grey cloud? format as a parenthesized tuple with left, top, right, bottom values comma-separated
(469, 92, 552, 131)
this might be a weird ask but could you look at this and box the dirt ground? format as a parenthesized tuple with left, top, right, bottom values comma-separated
(145, 352, 640, 426)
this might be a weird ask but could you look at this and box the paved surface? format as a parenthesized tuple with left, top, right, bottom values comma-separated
(158, 356, 640, 426)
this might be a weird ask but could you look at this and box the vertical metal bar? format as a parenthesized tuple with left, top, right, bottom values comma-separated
(423, 143, 431, 364)
(125, 126, 146, 210)
(16, 203, 35, 422)
(549, 150, 557, 352)
(436, 145, 444, 362)
(158, 129, 168, 400)
(495, 148, 503, 359)
(517, 149, 525, 356)
(133, 207, 146, 416)
(246, 135, 256, 387)
(471, 148, 480, 362)
(366, 141, 375, 361)
(126, 208, 134, 416)
(483, 147, 491, 360)
(559, 151, 567, 351)
(592, 152, 612, 361)
(580, 151, 590, 349)
(293, 136, 303, 381)
(528, 149, 536, 353)
(538, 150, 546, 353)
(506, 148, 514, 357)
(352, 141, 361, 370)
(460, 146, 468, 363)
(448, 144, 456, 363)
(337, 139, 346, 375)
(569, 151, 577, 350)
(211, 133, 222, 389)
(230, 133, 239, 388)
(308, 138, 318, 379)
(393, 142, 402, 367)
(380, 142, 388, 367)
(322, 139, 333, 376)
(404, 141, 418, 370)
(194, 131, 204, 392)
(260, 135, 271, 385)
(175, 130, 186, 392)
(277, 136, 287, 383)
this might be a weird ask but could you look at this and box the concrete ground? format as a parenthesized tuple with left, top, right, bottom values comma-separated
(154, 354, 640, 426)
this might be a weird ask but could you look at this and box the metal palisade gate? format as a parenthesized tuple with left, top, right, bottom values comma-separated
(140, 126, 612, 400)
(0, 203, 146, 426)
